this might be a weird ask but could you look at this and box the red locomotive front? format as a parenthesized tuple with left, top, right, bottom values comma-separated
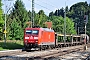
(24, 28, 55, 50)
(24, 28, 39, 49)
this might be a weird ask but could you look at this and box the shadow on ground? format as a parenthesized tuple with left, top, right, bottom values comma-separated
(0, 42, 23, 50)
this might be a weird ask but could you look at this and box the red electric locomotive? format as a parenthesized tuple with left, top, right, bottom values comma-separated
(24, 27, 55, 50)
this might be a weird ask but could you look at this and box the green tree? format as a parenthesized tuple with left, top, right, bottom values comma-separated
(49, 1, 90, 36)
(13, 0, 29, 28)
(0, 0, 4, 40)
(9, 19, 23, 40)
(49, 11, 54, 17)
(52, 8, 64, 17)
(49, 16, 76, 34)
(7, 0, 29, 40)
(66, 17, 76, 34)
(87, 4, 90, 36)
(69, 2, 89, 34)
(28, 10, 31, 22)
(51, 16, 64, 33)
(35, 10, 48, 27)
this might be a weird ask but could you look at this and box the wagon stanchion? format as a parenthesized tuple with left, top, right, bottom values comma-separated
(84, 38, 87, 50)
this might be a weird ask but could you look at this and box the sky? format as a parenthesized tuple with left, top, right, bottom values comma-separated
(2, 0, 90, 16)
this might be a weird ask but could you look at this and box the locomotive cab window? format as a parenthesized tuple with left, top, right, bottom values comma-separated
(32, 30, 39, 35)
(26, 30, 32, 34)
(26, 30, 39, 35)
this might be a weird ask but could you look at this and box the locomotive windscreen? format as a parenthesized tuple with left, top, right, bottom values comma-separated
(26, 30, 39, 35)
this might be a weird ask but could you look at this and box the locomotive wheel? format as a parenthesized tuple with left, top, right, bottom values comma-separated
(46, 45, 49, 49)
(38, 45, 42, 51)
(49, 45, 53, 49)
(42, 46, 46, 50)
(44, 46, 46, 50)
(49, 45, 51, 49)
(39, 48, 42, 51)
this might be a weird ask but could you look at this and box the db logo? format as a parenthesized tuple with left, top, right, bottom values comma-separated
(30, 36, 33, 39)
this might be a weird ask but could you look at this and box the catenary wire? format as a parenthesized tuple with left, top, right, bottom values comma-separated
(28, 0, 54, 11)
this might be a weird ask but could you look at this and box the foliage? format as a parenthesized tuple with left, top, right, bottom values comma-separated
(7, 0, 29, 40)
(66, 17, 76, 34)
(34, 10, 48, 27)
(49, 16, 64, 33)
(0, 0, 4, 40)
(49, 8, 64, 17)
(49, 1, 90, 36)
(8, 19, 23, 40)
(69, 2, 89, 34)
(49, 16, 76, 34)
(12, 0, 29, 28)
(3, 0, 90, 41)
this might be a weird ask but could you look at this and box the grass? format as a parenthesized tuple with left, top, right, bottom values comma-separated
(0, 40, 23, 51)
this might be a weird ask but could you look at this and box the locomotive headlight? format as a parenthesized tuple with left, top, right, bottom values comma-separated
(25, 37, 29, 39)
(36, 41, 38, 42)
(34, 37, 38, 39)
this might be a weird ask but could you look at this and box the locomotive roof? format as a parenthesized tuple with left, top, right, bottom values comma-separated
(41, 28, 54, 32)
(25, 28, 54, 32)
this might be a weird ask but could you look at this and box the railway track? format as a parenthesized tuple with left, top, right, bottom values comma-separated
(0, 43, 90, 60)
(33, 46, 84, 60)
